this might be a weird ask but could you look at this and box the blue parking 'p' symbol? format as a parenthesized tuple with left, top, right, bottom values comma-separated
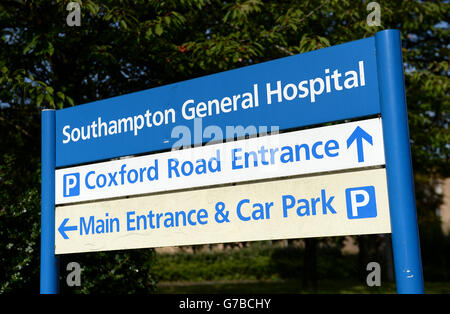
(63, 173, 80, 197)
(345, 186, 377, 219)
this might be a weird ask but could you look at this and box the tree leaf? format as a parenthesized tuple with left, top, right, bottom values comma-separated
(154, 23, 163, 36)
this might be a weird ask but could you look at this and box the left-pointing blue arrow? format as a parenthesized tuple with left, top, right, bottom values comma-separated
(58, 218, 77, 239)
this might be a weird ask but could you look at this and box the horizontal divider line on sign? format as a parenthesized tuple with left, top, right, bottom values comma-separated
(55, 114, 381, 171)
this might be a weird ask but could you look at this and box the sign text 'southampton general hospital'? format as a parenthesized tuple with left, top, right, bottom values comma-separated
(60, 61, 366, 143)
(55, 37, 379, 167)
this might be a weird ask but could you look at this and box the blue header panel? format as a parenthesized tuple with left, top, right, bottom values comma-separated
(56, 36, 380, 167)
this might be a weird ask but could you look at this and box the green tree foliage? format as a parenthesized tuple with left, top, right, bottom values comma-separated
(0, 0, 448, 292)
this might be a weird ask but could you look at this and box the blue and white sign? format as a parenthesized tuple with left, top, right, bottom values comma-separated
(346, 186, 378, 219)
(55, 168, 391, 254)
(42, 30, 424, 294)
(55, 37, 379, 167)
(55, 118, 385, 205)
(62, 173, 80, 197)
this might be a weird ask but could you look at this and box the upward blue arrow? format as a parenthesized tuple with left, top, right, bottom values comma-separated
(58, 218, 77, 240)
(346, 126, 373, 163)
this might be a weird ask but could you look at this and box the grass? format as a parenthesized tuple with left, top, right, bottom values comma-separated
(152, 242, 450, 294)
(156, 279, 450, 294)
(152, 243, 358, 283)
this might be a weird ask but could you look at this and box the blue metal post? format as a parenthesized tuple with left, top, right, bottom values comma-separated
(40, 109, 59, 294)
(375, 29, 424, 293)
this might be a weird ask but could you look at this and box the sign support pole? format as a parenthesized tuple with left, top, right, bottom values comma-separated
(375, 29, 424, 293)
(40, 109, 59, 294)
